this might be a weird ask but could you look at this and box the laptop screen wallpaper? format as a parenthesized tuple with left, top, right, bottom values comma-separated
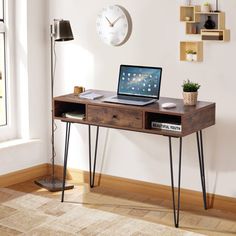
(118, 66, 162, 98)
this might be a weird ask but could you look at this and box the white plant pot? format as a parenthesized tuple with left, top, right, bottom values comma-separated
(192, 54, 197, 61)
(186, 53, 193, 61)
(201, 5, 210, 12)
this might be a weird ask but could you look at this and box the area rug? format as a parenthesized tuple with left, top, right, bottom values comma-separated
(0, 188, 205, 235)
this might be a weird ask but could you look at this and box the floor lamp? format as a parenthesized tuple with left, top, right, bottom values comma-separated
(35, 19, 74, 191)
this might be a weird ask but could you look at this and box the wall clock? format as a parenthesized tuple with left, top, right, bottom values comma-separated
(96, 5, 132, 46)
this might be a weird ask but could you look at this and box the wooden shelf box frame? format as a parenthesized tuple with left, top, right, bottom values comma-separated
(180, 6, 201, 22)
(201, 29, 230, 42)
(180, 41, 203, 62)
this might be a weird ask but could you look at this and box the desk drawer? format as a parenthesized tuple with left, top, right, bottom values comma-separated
(87, 105, 143, 129)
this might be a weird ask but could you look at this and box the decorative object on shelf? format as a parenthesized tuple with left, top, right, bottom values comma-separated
(186, 49, 197, 61)
(182, 80, 201, 106)
(204, 16, 216, 29)
(183, 0, 191, 6)
(214, 0, 220, 12)
(34, 19, 74, 192)
(185, 16, 191, 21)
(201, 2, 211, 12)
(96, 5, 132, 46)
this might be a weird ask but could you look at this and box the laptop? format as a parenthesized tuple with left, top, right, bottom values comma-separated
(104, 65, 162, 106)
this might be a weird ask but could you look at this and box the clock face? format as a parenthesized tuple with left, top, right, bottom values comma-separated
(96, 5, 131, 46)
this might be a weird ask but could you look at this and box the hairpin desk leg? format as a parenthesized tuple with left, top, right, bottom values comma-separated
(169, 136, 182, 228)
(61, 122, 71, 202)
(196, 130, 207, 210)
(88, 125, 99, 188)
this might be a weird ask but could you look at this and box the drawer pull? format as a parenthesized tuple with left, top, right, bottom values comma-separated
(112, 115, 117, 119)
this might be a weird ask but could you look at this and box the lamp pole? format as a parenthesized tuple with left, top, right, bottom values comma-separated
(50, 24, 55, 181)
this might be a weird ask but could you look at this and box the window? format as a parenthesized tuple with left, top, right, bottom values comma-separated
(0, 0, 6, 126)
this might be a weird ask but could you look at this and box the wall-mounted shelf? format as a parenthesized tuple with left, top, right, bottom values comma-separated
(201, 29, 230, 42)
(180, 6, 200, 22)
(185, 12, 225, 35)
(180, 5, 230, 62)
(180, 41, 203, 62)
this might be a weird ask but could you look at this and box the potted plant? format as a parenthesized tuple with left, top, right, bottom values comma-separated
(186, 49, 197, 61)
(182, 79, 201, 105)
(201, 2, 211, 12)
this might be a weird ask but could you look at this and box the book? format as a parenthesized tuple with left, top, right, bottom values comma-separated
(63, 111, 85, 120)
(79, 91, 104, 100)
(151, 121, 182, 132)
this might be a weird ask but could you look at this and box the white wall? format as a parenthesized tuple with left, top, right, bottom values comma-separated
(0, 0, 50, 175)
(49, 0, 236, 198)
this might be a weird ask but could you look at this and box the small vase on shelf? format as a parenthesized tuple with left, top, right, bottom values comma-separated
(204, 16, 216, 29)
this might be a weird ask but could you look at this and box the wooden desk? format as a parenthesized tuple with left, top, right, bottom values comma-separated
(54, 90, 215, 228)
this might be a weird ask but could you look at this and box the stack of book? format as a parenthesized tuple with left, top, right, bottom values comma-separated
(202, 31, 223, 40)
(63, 111, 85, 120)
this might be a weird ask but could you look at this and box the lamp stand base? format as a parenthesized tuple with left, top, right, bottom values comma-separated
(34, 177, 74, 192)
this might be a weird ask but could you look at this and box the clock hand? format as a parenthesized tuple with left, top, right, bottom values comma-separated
(105, 16, 113, 27)
(111, 16, 122, 26)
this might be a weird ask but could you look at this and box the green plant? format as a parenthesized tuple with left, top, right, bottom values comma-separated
(182, 79, 201, 92)
(203, 2, 210, 6)
(186, 49, 197, 54)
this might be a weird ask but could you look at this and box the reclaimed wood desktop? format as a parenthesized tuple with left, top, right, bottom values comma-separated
(53, 90, 215, 228)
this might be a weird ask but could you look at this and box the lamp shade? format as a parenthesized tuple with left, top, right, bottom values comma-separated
(54, 20, 74, 41)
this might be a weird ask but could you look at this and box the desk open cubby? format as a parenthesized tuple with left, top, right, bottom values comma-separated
(54, 100, 87, 123)
(145, 112, 182, 135)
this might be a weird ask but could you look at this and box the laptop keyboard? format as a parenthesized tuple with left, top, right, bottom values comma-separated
(115, 95, 152, 102)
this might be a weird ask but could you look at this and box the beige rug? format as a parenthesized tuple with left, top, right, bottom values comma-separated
(0, 188, 205, 235)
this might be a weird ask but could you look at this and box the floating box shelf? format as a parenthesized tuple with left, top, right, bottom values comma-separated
(185, 12, 225, 35)
(201, 29, 230, 42)
(180, 5, 230, 61)
(180, 41, 203, 62)
(180, 6, 200, 22)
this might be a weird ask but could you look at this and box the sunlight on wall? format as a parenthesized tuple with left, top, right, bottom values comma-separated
(55, 43, 94, 94)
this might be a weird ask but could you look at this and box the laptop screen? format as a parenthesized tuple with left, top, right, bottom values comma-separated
(117, 65, 162, 99)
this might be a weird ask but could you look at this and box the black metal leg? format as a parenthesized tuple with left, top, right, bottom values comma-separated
(169, 137, 182, 228)
(196, 130, 207, 210)
(61, 122, 71, 202)
(88, 125, 99, 188)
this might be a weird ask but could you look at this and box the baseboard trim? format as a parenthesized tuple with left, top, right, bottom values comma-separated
(0, 164, 49, 187)
(1, 163, 236, 214)
(54, 164, 236, 214)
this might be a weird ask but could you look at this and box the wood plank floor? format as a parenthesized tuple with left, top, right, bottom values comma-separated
(7, 180, 236, 236)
